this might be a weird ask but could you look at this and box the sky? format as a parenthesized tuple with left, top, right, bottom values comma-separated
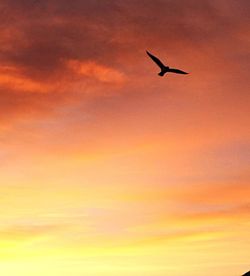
(0, 0, 249, 275)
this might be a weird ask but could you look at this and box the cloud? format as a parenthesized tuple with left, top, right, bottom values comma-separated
(0, 0, 249, 131)
(67, 60, 126, 84)
(0, 223, 62, 240)
(1, 0, 248, 78)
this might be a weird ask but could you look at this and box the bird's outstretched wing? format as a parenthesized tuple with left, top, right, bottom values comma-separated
(168, 68, 188, 74)
(146, 51, 165, 70)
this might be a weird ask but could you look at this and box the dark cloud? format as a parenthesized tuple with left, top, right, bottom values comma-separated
(0, 0, 249, 124)
(1, 0, 249, 73)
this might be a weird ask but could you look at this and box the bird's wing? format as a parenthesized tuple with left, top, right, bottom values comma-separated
(168, 68, 188, 74)
(146, 51, 165, 70)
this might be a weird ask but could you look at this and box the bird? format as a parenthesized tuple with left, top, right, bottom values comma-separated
(146, 50, 188, 77)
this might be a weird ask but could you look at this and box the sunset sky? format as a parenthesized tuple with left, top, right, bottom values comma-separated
(0, 0, 249, 275)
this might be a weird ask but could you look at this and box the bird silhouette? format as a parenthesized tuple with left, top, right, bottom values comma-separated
(146, 51, 188, 77)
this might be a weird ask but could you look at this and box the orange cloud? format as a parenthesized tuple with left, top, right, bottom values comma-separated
(0, 67, 50, 93)
(67, 59, 126, 84)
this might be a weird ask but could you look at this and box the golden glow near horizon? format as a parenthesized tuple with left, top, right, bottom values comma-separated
(0, 0, 249, 275)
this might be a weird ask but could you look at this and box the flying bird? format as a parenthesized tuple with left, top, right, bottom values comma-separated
(146, 51, 188, 76)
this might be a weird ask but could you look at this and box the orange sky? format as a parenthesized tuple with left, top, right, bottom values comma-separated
(0, 0, 249, 275)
